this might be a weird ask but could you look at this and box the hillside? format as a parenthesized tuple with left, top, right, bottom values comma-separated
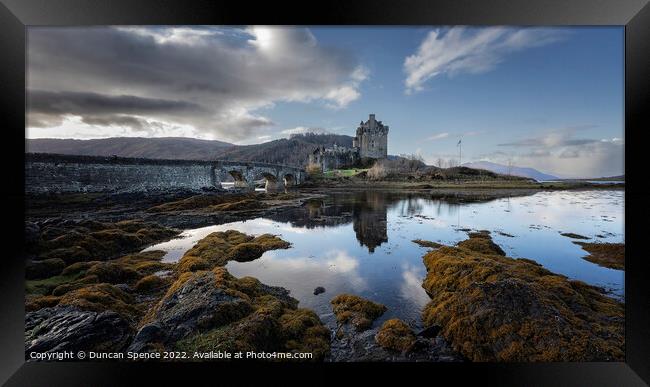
(26, 134, 354, 167)
(462, 161, 559, 181)
(26, 137, 233, 160)
(212, 133, 354, 167)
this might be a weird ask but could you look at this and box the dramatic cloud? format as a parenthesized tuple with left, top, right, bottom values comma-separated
(404, 27, 566, 93)
(27, 26, 367, 141)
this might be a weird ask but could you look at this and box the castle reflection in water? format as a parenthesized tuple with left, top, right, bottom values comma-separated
(267, 191, 467, 254)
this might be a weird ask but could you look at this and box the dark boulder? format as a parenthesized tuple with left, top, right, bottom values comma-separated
(128, 271, 253, 352)
(25, 305, 133, 355)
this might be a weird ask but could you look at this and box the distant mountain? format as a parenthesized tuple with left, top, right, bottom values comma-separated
(25, 133, 355, 167)
(26, 137, 234, 160)
(462, 161, 559, 181)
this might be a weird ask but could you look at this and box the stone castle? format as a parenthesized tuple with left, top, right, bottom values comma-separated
(309, 114, 389, 171)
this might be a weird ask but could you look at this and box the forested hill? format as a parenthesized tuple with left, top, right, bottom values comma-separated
(212, 133, 354, 167)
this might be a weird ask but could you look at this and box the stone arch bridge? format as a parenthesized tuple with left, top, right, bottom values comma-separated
(213, 160, 306, 190)
(25, 153, 307, 194)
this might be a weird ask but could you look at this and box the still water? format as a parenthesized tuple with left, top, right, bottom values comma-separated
(144, 189, 624, 330)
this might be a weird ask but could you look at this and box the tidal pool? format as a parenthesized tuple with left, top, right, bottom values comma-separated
(144, 189, 624, 330)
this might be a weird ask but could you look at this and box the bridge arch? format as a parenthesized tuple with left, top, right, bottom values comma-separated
(227, 169, 252, 189)
(283, 173, 296, 188)
(261, 172, 283, 191)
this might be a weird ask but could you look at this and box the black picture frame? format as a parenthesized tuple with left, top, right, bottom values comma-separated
(1, 0, 648, 385)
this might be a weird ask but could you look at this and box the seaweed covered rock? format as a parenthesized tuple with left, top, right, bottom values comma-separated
(34, 219, 178, 264)
(177, 304, 330, 360)
(574, 242, 624, 270)
(134, 275, 167, 293)
(330, 320, 461, 362)
(210, 199, 266, 212)
(129, 269, 254, 351)
(147, 193, 255, 213)
(25, 305, 133, 355)
(375, 319, 417, 353)
(456, 231, 505, 256)
(177, 230, 290, 270)
(133, 267, 330, 360)
(26, 251, 171, 300)
(25, 258, 66, 280)
(57, 283, 141, 321)
(412, 239, 443, 249)
(420, 233, 625, 361)
(330, 294, 387, 331)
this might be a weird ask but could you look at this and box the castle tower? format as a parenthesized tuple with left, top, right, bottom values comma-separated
(355, 114, 389, 159)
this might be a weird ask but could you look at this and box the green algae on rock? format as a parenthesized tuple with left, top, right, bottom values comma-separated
(330, 294, 387, 331)
(420, 232, 624, 362)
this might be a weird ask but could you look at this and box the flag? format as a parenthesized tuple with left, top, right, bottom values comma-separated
(457, 139, 462, 146)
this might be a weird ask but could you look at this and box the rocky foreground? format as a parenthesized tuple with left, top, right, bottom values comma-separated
(25, 191, 624, 362)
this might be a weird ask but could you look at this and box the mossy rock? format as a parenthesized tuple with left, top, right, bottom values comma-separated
(36, 220, 178, 263)
(26, 258, 66, 280)
(26, 295, 62, 312)
(61, 261, 101, 276)
(86, 262, 140, 284)
(26, 273, 85, 296)
(176, 312, 281, 354)
(51, 275, 100, 296)
(177, 255, 211, 273)
(42, 246, 91, 264)
(134, 275, 166, 293)
(180, 231, 290, 268)
(279, 308, 331, 360)
(375, 318, 417, 353)
(330, 294, 387, 331)
(210, 199, 266, 212)
(412, 239, 443, 249)
(420, 233, 624, 362)
(574, 242, 624, 270)
(135, 265, 329, 359)
(456, 231, 505, 255)
(147, 193, 254, 213)
(58, 283, 140, 320)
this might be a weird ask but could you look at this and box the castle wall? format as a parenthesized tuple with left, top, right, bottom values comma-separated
(359, 130, 388, 159)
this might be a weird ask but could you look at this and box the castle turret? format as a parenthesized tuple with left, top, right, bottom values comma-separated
(355, 114, 389, 159)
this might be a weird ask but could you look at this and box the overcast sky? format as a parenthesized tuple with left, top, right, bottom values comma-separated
(26, 26, 624, 178)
